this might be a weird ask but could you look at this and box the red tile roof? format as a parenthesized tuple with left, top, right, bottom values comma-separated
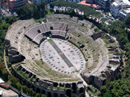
(79, 0, 101, 9)
(0, 83, 10, 89)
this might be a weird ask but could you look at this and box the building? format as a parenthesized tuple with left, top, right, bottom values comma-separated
(0, 78, 18, 97)
(0, 3, 2, 16)
(0, 0, 9, 9)
(97, 0, 110, 11)
(33, 0, 61, 3)
(119, 8, 130, 20)
(80, 0, 101, 10)
(86, 0, 95, 3)
(98, 0, 114, 11)
(84, 0, 114, 11)
(110, 2, 121, 17)
(65, 0, 81, 3)
(33, 0, 42, 3)
(110, 0, 130, 18)
(122, 0, 130, 5)
(8, 0, 28, 10)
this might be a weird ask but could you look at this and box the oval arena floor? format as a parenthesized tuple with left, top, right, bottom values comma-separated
(40, 38, 86, 74)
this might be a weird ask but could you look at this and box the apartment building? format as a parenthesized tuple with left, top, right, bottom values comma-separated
(120, 8, 130, 20)
(33, 0, 42, 3)
(8, 0, 28, 10)
(110, 0, 130, 18)
(0, 3, 1, 16)
(85, 0, 114, 11)
(65, 0, 81, 3)
(34, 0, 60, 3)
(98, 0, 110, 10)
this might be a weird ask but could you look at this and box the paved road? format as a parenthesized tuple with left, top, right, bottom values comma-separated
(49, 39, 73, 67)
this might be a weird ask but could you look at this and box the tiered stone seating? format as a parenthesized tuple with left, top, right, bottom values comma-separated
(51, 30, 66, 38)
(51, 30, 60, 36)
(25, 22, 68, 45)
(33, 34, 45, 44)
(59, 23, 64, 30)
(50, 22, 61, 30)
(42, 24, 48, 32)
(25, 24, 44, 40)
(61, 23, 68, 31)
(45, 23, 51, 31)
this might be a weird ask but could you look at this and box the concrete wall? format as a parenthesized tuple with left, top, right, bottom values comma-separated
(11, 65, 85, 97)
(82, 67, 119, 89)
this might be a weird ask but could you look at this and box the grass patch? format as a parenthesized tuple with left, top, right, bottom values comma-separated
(35, 18, 45, 23)
(47, 38, 53, 42)
(102, 38, 110, 44)
(23, 60, 79, 82)
(47, 9, 54, 15)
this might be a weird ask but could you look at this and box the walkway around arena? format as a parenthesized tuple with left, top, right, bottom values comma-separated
(4, 49, 12, 75)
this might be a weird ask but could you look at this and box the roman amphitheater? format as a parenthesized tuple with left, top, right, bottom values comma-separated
(5, 14, 121, 97)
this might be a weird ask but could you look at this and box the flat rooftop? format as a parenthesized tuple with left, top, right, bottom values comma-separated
(124, 8, 130, 13)
(79, 0, 101, 9)
(0, 87, 18, 97)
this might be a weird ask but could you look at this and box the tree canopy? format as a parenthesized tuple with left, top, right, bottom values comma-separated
(16, 2, 46, 19)
(125, 16, 130, 26)
(0, 17, 18, 63)
(102, 20, 130, 97)
(51, 1, 102, 18)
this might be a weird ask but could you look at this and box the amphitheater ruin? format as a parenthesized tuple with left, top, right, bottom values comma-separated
(5, 14, 121, 97)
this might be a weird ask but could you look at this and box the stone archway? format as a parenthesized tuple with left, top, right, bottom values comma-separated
(54, 93, 58, 97)
(66, 89, 72, 97)
(72, 83, 77, 93)
(43, 31, 52, 38)
(47, 92, 52, 97)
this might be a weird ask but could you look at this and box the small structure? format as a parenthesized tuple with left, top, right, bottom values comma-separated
(107, 46, 118, 52)
(119, 8, 130, 20)
(0, 90, 3, 96)
(0, 78, 10, 90)
(8, 47, 25, 64)
(110, 0, 130, 18)
(91, 32, 104, 40)
(8, 0, 28, 11)
(79, 0, 101, 10)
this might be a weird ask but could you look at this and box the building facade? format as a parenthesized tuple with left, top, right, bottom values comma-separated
(110, 2, 121, 17)
(119, 8, 130, 20)
(33, 0, 42, 3)
(110, 0, 130, 18)
(86, 0, 114, 11)
(68, 0, 81, 3)
(8, 0, 28, 10)
(98, 0, 109, 10)
(0, 3, 2, 16)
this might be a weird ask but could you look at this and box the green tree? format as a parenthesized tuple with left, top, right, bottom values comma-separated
(109, 20, 125, 34)
(41, 94, 47, 97)
(124, 43, 130, 51)
(16, 82, 22, 91)
(2, 69, 8, 81)
(125, 16, 130, 26)
(51, 1, 102, 18)
(35, 93, 40, 97)
(100, 86, 106, 93)
(118, 33, 129, 45)
(16, 2, 46, 19)
(103, 91, 112, 97)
